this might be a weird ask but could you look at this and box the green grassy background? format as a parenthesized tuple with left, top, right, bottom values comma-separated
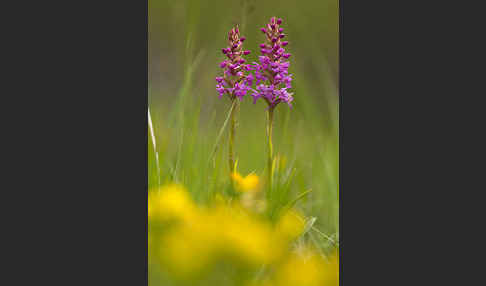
(148, 0, 338, 282)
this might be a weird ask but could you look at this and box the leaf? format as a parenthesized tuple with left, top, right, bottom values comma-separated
(284, 189, 312, 211)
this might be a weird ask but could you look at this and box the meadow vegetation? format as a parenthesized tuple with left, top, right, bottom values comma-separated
(149, 1, 339, 285)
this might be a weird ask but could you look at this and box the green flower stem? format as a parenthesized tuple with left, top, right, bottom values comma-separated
(267, 106, 275, 191)
(229, 97, 239, 175)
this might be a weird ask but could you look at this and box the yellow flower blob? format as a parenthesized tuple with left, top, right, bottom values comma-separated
(148, 184, 196, 222)
(276, 250, 326, 286)
(232, 172, 261, 192)
(276, 209, 305, 240)
(274, 248, 339, 286)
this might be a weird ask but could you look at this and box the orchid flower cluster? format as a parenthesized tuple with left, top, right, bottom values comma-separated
(250, 17, 293, 108)
(215, 26, 252, 101)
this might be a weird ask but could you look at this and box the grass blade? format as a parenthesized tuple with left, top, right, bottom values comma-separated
(208, 99, 237, 164)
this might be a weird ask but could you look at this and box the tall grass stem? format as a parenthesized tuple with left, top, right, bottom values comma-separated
(148, 108, 161, 187)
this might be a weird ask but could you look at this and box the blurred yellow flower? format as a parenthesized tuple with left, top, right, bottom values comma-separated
(218, 208, 283, 265)
(160, 202, 286, 277)
(276, 209, 305, 240)
(161, 220, 217, 277)
(232, 172, 261, 192)
(148, 184, 196, 222)
(324, 249, 340, 285)
(275, 249, 327, 286)
(246, 248, 338, 286)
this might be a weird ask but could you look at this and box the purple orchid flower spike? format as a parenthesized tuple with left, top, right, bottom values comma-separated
(215, 25, 252, 101)
(248, 17, 294, 109)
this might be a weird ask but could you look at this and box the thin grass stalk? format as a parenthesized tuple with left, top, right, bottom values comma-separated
(148, 108, 161, 187)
